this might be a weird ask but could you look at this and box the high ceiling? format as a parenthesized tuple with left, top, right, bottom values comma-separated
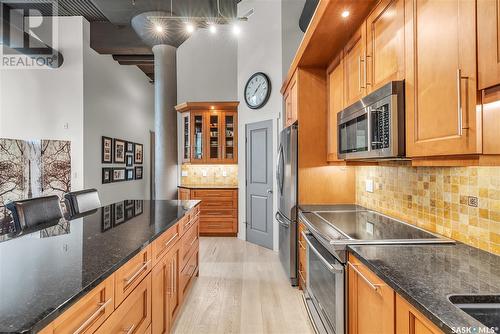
(1, 0, 240, 80)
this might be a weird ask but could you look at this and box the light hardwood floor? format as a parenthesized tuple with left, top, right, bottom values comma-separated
(172, 237, 314, 334)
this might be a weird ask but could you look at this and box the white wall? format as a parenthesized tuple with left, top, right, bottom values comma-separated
(281, 0, 305, 79)
(0, 17, 155, 205)
(82, 21, 154, 205)
(0, 17, 85, 191)
(177, 29, 238, 103)
(237, 0, 283, 251)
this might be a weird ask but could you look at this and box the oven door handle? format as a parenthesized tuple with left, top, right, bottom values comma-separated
(302, 231, 343, 274)
(276, 212, 290, 228)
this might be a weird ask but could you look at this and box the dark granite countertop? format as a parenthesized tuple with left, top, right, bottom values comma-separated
(0, 199, 200, 334)
(348, 243, 500, 333)
(178, 184, 238, 189)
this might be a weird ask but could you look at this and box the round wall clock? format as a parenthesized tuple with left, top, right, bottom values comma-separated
(244, 72, 271, 109)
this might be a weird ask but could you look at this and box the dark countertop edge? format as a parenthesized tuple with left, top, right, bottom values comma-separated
(25, 200, 201, 334)
(347, 245, 456, 334)
(178, 185, 238, 189)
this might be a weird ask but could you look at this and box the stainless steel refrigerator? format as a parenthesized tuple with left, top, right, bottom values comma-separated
(276, 123, 298, 286)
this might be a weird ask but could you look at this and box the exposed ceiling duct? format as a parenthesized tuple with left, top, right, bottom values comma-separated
(299, 0, 319, 33)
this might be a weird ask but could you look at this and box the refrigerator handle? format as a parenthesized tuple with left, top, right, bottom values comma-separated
(276, 144, 284, 195)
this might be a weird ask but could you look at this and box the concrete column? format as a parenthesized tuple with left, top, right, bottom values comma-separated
(152, 44, 178, 200)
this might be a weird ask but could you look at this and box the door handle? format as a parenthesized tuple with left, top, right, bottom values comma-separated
(267, 189, 273, 194)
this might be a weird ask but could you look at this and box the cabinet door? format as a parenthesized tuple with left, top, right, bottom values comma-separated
(181, 113, 190, 163)
(168, 245, 181, 321)
(344, 22, 367, 107)
(191, 112, 206, 163)
(178, 188, 190, 201)
(284, 72, 298, 128)
(206, 112, 222, 162)
(396, 294, 444, 334)
(478, 0, 500, 90)
(327, 55, 344, 162)
(405, 0, 478, 157)
(151, 255, 170, 334)
(366, 0, 405, 92)
(348, 255, 394, 334)
(222, 112, 238, 163)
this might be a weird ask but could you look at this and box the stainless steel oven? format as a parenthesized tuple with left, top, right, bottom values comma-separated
(302, 231, 345, 334)
(337, 81, 405, 160)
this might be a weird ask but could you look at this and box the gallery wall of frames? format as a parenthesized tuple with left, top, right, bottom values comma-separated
(101, 136, 143, 184)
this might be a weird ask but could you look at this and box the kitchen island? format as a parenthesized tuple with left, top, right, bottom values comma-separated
(0, 199, 200, 334)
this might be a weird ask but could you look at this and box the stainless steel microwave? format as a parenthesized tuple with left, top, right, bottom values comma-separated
(337, 81, 405, 160)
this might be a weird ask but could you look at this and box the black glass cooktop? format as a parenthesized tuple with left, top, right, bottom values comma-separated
(315, 210, 444, 241)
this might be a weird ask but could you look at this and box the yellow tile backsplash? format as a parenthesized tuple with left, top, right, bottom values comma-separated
(356, 165, 500, 255)
(181, 164, 238, 186)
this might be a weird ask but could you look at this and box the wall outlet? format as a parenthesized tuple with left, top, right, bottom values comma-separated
(202, 169, 207, 177)
(222, 170, 227, 177)
(467, 196, 478, 207)
(181, 170, 188, 177)
(63, 122, 69, 130)
(365, 179, 374, 193)
(366, 222, 374, 235)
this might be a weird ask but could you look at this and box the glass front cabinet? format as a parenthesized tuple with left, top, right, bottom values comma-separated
(176, 102, 238, 165)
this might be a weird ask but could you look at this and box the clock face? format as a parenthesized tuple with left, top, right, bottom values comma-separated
(245, 72, 271, 109)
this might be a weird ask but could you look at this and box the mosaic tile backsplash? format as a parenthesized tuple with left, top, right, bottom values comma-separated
(356, 165, 500, 255)
(180, 164, 238, 186)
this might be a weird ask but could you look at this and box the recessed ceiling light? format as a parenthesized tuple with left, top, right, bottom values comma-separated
(232, 24, 241, 36)
(186, 23, 195, 33)
(210, 106, 215, 110)
(209, 24, 217, 34)
(341, 10, 350, 18)
(155, 24, 164, 33)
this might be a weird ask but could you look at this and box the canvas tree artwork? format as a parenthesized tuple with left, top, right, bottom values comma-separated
(0, 138, 71, 226)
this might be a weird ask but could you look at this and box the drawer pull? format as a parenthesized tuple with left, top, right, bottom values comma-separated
(189, 236, 198, 247)
(123, 260, 151, 286)
(72, 298, 112, 334)
(123, 324, 135, 334)
(164, 233, 178, 248)
(348, 262, 383, 292)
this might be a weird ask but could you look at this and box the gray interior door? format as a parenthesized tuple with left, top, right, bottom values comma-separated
(246, 120, 273, 249)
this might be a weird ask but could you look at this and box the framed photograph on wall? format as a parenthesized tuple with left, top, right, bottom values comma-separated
(113, 202, 125, 225)
(126, 141, 134, 153)
(102, 136, 113, 163)
(135, 166, 143, 180)
(114, 139, 126, 163)
(126, 154, 133, 167)
(112, 168, 126, 182)
(134, 143, 143, 164)
(125, 168, 134, 180)
(102, 168, 112, 184)
(101, 205, 113, 232)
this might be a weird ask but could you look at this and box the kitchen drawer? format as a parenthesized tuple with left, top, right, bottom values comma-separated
(95, 273, 152, 334)
(200, 198, 236, 209)
(179, 209, 199, 236)
(180, 245, 199, 298)
(200, 208, 237, 218)
(192, 189, 235, 198)
(51, 275, 115, 334)
(114, 245, 152, 306)
(151, 224, 179, 265)
(199, 218, 236, 234)
(180, 219, 199, 271)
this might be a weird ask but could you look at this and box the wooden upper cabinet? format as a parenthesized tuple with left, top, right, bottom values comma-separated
(344, 22, 367, 107)
(284, 71, 298, 127)
(181, 113, 190, 164)
(396, 294, 444, 334)
(191, 111, 206, 163)
(222, 111, 238, 163)
(366, 0, 405, 92)
(478, 0, 500, 90)
(348, 255, 395, 334)
(405, 0, 478, 157)
(327, 54, 344, 162)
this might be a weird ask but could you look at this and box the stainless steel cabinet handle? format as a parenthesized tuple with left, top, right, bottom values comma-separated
(123, 324, 135, 334)
(164, 233, 178, 249)
(301, 231, 343, 274)
(123, 260, 151, 286)
(72, 298, 112, 334)
(457, 68, 463, 136)
(358, 56, 366, 90)
(348, 262, 383, 292)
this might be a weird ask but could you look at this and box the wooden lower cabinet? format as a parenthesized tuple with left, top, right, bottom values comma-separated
(40, 204, 200, 334)
(151, 242, 181, 334)
(348, 254, 394, 334)
(51, 276, 115, 334)
(95, 273, 152, 334)
(348, 254, 444, 334)
(178, 187, 190, 201)
(180, 187, 238, 236)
